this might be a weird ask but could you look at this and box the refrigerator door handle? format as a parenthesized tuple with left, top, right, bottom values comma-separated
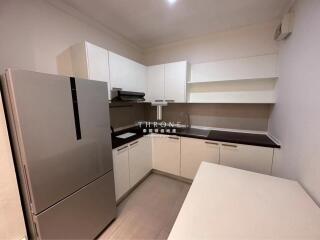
(70, 77, 82, 140)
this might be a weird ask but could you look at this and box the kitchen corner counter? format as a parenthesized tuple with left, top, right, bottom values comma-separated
(168, 162, 320, 240)
(207, 130, 279, 148)
(111, 126, 280, 149)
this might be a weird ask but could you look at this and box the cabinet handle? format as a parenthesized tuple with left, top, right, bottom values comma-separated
(205, 141, 218, 145)
(165, 100, 175, 103)
(222, 144, 238, 148)
(168, 136, 179, 140)
(155, 99, 163, 102)
(130, 141, 139, 146)
(117, 145, 128, 151)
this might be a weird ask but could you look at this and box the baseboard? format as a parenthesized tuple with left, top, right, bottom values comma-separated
(152, 169, 193, 184)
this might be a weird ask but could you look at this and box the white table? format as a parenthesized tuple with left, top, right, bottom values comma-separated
(169, 162, 320, 240)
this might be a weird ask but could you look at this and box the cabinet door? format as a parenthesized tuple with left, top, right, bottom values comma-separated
(109, 52, 147, 92)
(220, 143, 273, 174)
(86, 42, 109, 83)
(128, 137, 152, 187)
(164, 61, 187, 103)
(134, 63, 147, 93)
(69, 42, 89, 79)
(112, 146, 130, 201)
(85, 42, 111, 99)
(152, 135, 180, 175)
(109, 51, 128, 90)
(181, 137, 220, 179)
(57, 42, 111, 99)
(146, 64, 165, 102)
(141, 136, 153, 175)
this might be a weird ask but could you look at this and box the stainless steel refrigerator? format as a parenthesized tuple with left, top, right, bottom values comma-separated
(1, 69, 116, 239)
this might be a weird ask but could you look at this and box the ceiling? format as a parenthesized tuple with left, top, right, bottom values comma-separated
(58, 0, 292, 49)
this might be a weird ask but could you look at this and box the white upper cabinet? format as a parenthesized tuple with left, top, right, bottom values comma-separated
(86, 42, 110, 83)
(134, 63, 148, 93)
(109, 51, 147, 93)
(146, 64, 165, 102)
(58, 43, 188, 102)
(164, 61, 187, 103)
(191, 54, 278, 83)
(188, 54, 278, 104)
(57, 41, 111, 99)
(58, 43, 277, 104)
(147, 61, 188, 103)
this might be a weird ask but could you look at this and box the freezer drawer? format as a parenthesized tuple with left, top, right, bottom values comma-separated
(34, 171, 116, 239)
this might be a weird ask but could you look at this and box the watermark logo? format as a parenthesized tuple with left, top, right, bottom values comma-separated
(139, 121, 179, 134)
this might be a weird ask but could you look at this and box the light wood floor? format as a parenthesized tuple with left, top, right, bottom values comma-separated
(99, 173, 191, 240)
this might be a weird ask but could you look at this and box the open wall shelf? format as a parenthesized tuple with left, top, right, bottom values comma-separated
(187, 54, 278, 104)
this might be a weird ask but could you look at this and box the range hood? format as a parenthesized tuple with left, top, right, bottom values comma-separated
(111, 90, 145, 102)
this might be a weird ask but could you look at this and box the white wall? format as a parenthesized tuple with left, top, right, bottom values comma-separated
(0, 0, 143, 237)
(269, 0, 320, 205)
(0, 0, 143, 74)
(143, 21, 279, 66)
(0, 92, 27, 239)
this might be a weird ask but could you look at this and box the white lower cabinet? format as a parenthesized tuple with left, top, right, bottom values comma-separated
(129, 137, 152, 187)
(112, 145, 130, 201)
(152, 135, 181, 175)
(113, 136, 152, 201)
(220, 143, 273, 175)
(113, 134, 274, 201)
(181, 137, 220, 179)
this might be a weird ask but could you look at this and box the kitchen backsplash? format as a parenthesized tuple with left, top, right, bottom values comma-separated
(109, 102, 147, 129)
(110, 102, 271, 131)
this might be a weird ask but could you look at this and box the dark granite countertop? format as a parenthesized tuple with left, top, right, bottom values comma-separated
(207, 130, 279, 148)
(111, 126, 144, 149)
(111, 126, 280, 149)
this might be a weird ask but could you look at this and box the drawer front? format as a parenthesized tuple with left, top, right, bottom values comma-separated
(220, 143, 273, 175)
(36, 172, 116, 239)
